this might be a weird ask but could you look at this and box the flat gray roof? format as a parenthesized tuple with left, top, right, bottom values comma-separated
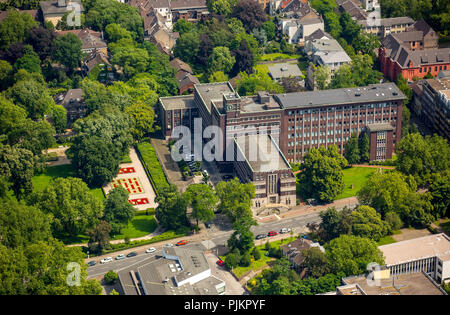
(160, 95, 196, 110)
(367, 123, 395, 132)
(235, 135, 291, 173)
(274, 83, 406, 108)
(268, 63, 303, 80)
(195, 82, 235, 113)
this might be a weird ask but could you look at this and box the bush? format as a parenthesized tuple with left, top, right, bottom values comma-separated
(104, 270, 118, 284)
(268, 246, 282, 258)
(385, 212, 403, 232)
(252, 247, 261, 260)
(136, 142, 169, 196)
(225, 252, 240, 269)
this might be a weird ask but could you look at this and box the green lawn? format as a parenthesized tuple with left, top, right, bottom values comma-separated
(260, 53, 300, 61)
(254, 64, 269, 74)
(434, 218, 450, 235)
(335, 167, 377, 200)
(32, 164, 105, 202)
(111, 215, 158, 240)
(377, 235, 397, 246)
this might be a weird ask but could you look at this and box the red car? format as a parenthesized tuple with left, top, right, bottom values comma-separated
(216, 259, 224, 267)
(268, 231, 278, 237)
(176, 240, 188, 246)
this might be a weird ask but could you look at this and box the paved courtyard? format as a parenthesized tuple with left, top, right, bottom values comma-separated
(104, 147, 158, 210)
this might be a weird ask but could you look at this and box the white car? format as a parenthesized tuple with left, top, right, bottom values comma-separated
(280, 228, 291, 234)
(164, 243, 174, 247)
(146, 247, 156, 253)
(115, 254, 125, 260)
(100, 257, 113, 264)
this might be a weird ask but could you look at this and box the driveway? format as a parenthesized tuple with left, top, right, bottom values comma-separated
(205, 252, 245, 295)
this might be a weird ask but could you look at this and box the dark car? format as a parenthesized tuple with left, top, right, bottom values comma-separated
(255, 234, 266, 240)
(87, 261, 96, 267)
(205, 222, 211, 228)
(126, 252, 138, 258)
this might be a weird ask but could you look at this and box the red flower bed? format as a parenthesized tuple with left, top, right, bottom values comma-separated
(128, 198, 149, 205)
(118, 167, 136, 174)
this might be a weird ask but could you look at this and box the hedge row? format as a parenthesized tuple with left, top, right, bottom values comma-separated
(135, 141, 169, 196)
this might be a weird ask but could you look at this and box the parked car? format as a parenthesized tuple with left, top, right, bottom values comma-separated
(256, 234, 266, 240)
(176, 240, 188, 246)
(146, 247, 156, 253)
(268, 231, 278, 237)
(87, 261, 96, 267)
(100, 257, 113, 264)
(280, 228, 291, 234)
(216, 259, 224, 267)
(126, 252, 137, 257)
(115, 254, 125, 260)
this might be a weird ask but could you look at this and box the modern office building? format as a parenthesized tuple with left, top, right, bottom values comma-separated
(378, 233, 450, 284)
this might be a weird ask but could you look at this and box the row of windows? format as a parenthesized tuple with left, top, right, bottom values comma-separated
(286, 103, 398, 116)
(419, 65, 448, 73)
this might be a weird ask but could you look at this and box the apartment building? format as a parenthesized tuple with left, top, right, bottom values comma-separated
(358, 17, 414, 38)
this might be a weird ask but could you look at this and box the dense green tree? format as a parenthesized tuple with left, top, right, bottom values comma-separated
(0, 239, 102, 295)
(262, 20, 276, 41)
(344, 133, 360, 165)
(103, 186, 135, 234)
(51, 104, 67, 133)
(0, 60, 13, 90)
(104, 270, 118, 284)
(124, 100, 155, 140)
(236, 70, 284, 95)
(297, 146, 347, 203)
(109, 38, 149, 80)
(384, 211, 403, 232)
(207, 0, 237, 15)
(0, 145, 34, 200)
(209, 71, 229, 82)
(26, 26, 56, 61)
(358, 133, 370, 163)
(155, 185, 189, 231)
(0, 197, 51, 248)
(14, 49, 41, 74)
(7, 119, 56, 156)
(301, 247, 330, 278)
(318, 206, 353, 241)
(396, 133, 450, 186)
(209, 46, 235, 74)
(0, 96, 27, 135)
(172, 18, 195, 36)
(325, 235, 384, 276)
(32, 177, 103, 237)
(312, 64, 331, 90)
(184, 184, 218, 226)
(339, 12, 361, 44)
(174, 31, 200, 66)
(231, 39, 254, 76)
(67, 135, 121, 188)
(52, 33, 83, 73)
(105, 23, 132, 42)
(216, 177, 255, 223)
(323, 11, 341, 39)
(429, 171, 450, 219)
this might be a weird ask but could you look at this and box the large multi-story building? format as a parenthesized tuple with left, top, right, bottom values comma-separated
(357, 16, 415, 38)
(159, 82, 405, 206)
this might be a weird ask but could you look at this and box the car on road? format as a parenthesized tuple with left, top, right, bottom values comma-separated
(100, 257, 113, 264)
(164, 243, 174, 247)
(268, 231, 278, 237)
(146, 247, 156, 253)
(87, 261, 96, 267)
(216, 259, 224, 267)
(222, 175, 233, 180)
(126, 252, 138, 258)
(176, 240, 188, 246)
(280, 228, 291, 234)
(255, 234, 266, 240)
(115, 254, 125, 260)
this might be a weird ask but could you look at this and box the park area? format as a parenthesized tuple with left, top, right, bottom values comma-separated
(335, 167, 377, 200)
(32, 164, 105, 202)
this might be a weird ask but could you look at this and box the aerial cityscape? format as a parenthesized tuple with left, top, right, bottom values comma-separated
(0, 0, 448, 301)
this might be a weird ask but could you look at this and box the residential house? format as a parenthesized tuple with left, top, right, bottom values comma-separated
(82, 50, 114, 81)
(170, 58, 200, 94)
(304, 37, 352, 73)
(55, 88, 87, 127)
(169, 0, 208, 23)
(336, 0, 367, 21)
(39, 0, 84, 27)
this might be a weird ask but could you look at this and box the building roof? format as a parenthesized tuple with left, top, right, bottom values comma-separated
(170, 58, 193, 74)
(177, 72, 200, 90)
(341, 272, 446, 295)
(169, 0, 207, 9)
(194, 82, 235, 113)
(57, 29, 106, 51)
(83, 50, 110, 72)
(304, 28, 331, 41)
(40, 0, 84, 16)
(275, 83, 406, 109)
(235, 134, 291, 173)
(268, 63, 303, 80)
(379, 233, 450, 266)
(409, 18, 435, 37)
(160, 95, 196, 110)
(118, 247, 224, 295)
(152, 28, 178, 54)
(281, 238, 314, 266)
(315, 50, 352, 64)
